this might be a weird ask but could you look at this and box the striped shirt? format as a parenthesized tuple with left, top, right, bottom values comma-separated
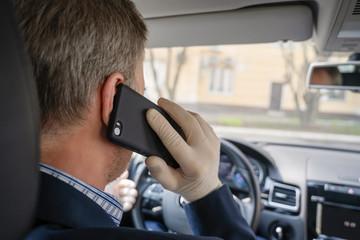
(39, 163, 123, 226)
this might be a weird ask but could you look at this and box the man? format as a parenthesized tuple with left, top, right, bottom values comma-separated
(15, 0, 256, 239)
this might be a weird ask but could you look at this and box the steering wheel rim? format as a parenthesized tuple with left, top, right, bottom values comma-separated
(131, 161, 150, 230)
(220, 139, 261, 230)
(131, 139, 261, 232)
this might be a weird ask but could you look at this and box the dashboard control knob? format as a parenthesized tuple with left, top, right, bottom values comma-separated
(269, 222, 293, 240)
(274, 226, 283, 240)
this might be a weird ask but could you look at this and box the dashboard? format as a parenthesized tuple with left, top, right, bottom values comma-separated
(222, 139, 360, 240)
(218, 153, 265, 192)
(219, 153, 265, 187)
(129, 138, 360, 240)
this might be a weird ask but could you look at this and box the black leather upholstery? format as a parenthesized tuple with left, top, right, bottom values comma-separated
(0, 0, 40, 239)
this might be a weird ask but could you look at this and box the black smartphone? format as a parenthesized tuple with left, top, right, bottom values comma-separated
(107, 84, 184, 168)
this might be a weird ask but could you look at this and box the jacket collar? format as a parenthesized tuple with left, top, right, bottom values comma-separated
(36, 172, 117, 229)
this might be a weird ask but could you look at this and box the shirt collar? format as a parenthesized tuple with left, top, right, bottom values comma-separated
(39, 163, 123, 226)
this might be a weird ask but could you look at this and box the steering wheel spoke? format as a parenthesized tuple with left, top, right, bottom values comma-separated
(142, 183, 164, 201)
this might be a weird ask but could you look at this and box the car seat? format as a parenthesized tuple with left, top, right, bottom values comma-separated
(0, 0, 40, 239)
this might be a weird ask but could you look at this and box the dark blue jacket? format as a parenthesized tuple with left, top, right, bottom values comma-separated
(26, 172, 256, 240)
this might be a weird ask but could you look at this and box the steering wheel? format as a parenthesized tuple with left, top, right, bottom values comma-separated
(131, 139, 261, 233)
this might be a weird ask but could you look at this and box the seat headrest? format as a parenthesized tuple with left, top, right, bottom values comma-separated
(0, 0, 40, 239)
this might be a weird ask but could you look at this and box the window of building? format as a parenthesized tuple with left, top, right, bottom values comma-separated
(202, 56, 235, 95)
(208, 67, 234, 95)
(320, 89, 346, 102)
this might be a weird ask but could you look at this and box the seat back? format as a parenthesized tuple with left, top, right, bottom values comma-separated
(0, 0, 40, 239)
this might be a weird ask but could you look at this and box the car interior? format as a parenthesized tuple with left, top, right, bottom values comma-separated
(1, 0, 359, 240)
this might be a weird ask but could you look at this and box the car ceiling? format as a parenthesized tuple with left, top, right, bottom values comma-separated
(133, 0, 360, 52)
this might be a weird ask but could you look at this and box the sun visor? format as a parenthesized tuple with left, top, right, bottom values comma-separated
(145, 5, 313, 48)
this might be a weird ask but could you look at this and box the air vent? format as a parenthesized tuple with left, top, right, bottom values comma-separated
(268, 182, 300, 212)
(353, 0, 360, 15)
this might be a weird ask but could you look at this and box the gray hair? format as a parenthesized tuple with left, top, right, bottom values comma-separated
(14, 0, 147, 134)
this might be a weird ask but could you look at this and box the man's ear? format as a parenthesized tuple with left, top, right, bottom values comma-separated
(101, 72, 125, 126)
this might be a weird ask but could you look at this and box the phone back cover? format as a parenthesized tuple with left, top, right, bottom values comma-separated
(107, 85, 183, 168)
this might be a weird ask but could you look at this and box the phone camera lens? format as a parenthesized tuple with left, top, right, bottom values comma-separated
(114, 121, 122, 136)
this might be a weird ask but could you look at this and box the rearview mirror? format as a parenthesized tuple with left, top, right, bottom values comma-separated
(306, 62, 360, 91)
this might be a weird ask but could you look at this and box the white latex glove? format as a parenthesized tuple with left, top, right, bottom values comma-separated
(105, 170, 138, 212)
(145, 98, 222, 202)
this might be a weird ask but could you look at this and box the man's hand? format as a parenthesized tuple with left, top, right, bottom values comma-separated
(105, 170, 138, 212)
(145, 98, 222, 202)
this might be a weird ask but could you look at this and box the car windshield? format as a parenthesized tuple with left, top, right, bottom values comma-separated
(143, 41, 360, 149)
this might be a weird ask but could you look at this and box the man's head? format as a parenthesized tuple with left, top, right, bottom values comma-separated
(14, 0, 148, 186)
(15, 0, 147, 135)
